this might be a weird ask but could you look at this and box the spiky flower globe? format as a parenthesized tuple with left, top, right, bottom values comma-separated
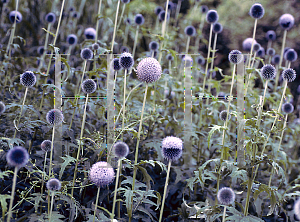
(267, 48, 275, 56)
(45, 12, 56, 23)
(112, 58, 122, 71)
(257, 47, 265, 58)
(206, 10, 219, 24)
(113, 142, 129, 158)
(81, 48, 93, 60)
(84, 27, 96, 39)
(89, 161, 115, 188)
(228, 50, 243, 64)
(166, 54, 174, 61)
(155, 6, 164, 15)
(121, 0, 130, 3)
(82, 79, 97, 94)
(159, 11, 170, 22)
(279, 14, 294, 30)
(249, 3, 264, 19)
(9, 11, 22, 23)
(213, 22, 223, 33)
(137, 57, 162, 83)
(0, 101, 6, 114)
(149, 41, 159, 51)
(284, 49, 297, 62)
(200, 5, 209, 14)
(282, 102, 294, 114)
(82, 103, 91, 112)
(219, 110, 231, 121)
(6, 146, 29, 168)
(46, 178, 61, 191)
(134, 14, 144, 25)
(261, 64, 276, 80)
(217, 187, 235, 205)
(196, 56, 205, 65)
(242, 38, 257, 52)
(66, 34, 77, 45)
(20, 71, 36, 87)
(37, 46, 44, 55)
(266, 30, 276, 41)
(184, 25, 196, 36)
(92, 43, 100, 51)
(46, 109, 64, 125)
(119, 52, 134, 69)
(161, 136, 183, 161)
(282, 68, 296, 82)
(272, 55, 280, 65)
(41, 140, 52, 152)
(253, 43, 261, 52)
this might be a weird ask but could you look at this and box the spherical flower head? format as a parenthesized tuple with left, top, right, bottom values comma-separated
(228, 50, 243, 64)
(82, 79, 97, 94)
(219, 110, 231, 121)
(112, 58, 122, 71)
(155, 6, 164, 15)
(84, 27, 96, 39)
(113, 142, 129, 158)
(119, 52, 134, 69)
(46, 109, 64, 125)
(9, 11, 22, 23)
(66, 34, 77, 45)
(272, 55, 280, 65)
(20, 71, 36, 87)
(282, 102, 294, 114)
(196, 56, 205, 65)
(284, 49, 297, 62)
(161, 136, 183, 161)
(81, 48, 93, 60)
(266, 48, 275, 56)
(256, 47, 265, 58)
(45, 12, 56, 23)
(279, 14, 294, 30)
(182, 56, 193, 67)
(124, 18, 132, 25)
(134, 14, 145, 25)
(242, 38, 257, 52)
(0, 101, 6, 114)
(137, 57, 162, 83)
(89, 161, 115, 188)
(6, 146, 29, 168)
(213, 22, 223, 33)
(261, 64, 276, 80)
(200, 5, 209, 14)
(121, 0, 130, 3)
(217, 187, 235, 205)
(92, 43, 100, 51)
(46, 178, 61, 191)
(266, 30, 276, 41)
(41, 140, 52, 152)
(82, 103, 91, 112)
(282, 68, 296, 82)
(206, 10, 219, 24)
(166, 54, 174, 61)
(159, 11, 170, 22)
(249, 3, 264, 19)
(120, 46, 129, 53)
(149, 41, 159, 51)
(165, 1, 174, 11)
(37, 46, 44, 55)
(253, 43, 261, 52)
(184, 25, 196, 37)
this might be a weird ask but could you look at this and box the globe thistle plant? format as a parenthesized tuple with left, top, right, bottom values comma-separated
(218, 187, 235, 221)
(242, 38, 257, 52)
(267, 48, 275, 56)
(41, 140, 52, 152)
(134, 13, 144, 25)
(284, 48, 297, 62)
(20, 71, 36, 87)
(81, 48, 93, 60)
(155, 6, 164, 15)
(213, 22, 223, 33)
(266, 30, 276, 41)
(249, 3, 264, 19)
(253, 43, 261, 52)
(279, 14, 294, 30)
(282, 68, 296, 82)
(219, 110, 231, 121)
(45, 12, 56, 23)
(206, 10, 219, 24)
(184, 25, 196, 36)
(282, 102, 294, 114)
(92, 43, 99, 51)
(84, 27, 96, 39)
(228, 50, 243, 64)
(81, 79, 97, 94)
(196, 56, 205, 66)
(272, 55, 280, 65)
(158, 10, 170, 22)
(47, 178, 61, 191)
(112, 58, 122, 71)
(46, 109, 64, 125)
(120, 46, 129, 53)
(200, 5, 208, 14)
(149, 41, 159, 51)
(136, 57, 162, 83)
(261, 64, 276, 80)
(89, 161, 115, 188)
(0, 101, 5, 115)
(119, 52, 134, 69)
(37, 46, 44, 55)
(9, 10, 22, 23)
(256, 47, 265, 58)
(113, 142, 129, 158)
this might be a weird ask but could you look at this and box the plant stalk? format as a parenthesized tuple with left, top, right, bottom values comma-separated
(111, 159, 121, 221)
(93, 187, 101, 222)
(159, 160, 172, 222)
(13, 87, 28, 139)
(7, 167, 18, 222)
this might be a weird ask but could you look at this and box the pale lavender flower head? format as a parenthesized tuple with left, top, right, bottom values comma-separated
(6, 146, 29, 168)
(161, 136, 183, 161)
(217, 187, 235, 205)
(137, 57, 162, 83)
(89, 161, 115, 187)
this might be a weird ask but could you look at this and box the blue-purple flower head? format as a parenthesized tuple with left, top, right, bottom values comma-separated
(228, 50, 243, 64)
(82, 79, 97, 94)
(89, 161, 115, 187)
(84, 27, 96, 39)
(45, 12, 56, 23)
(81, 48, 93, 60)
(213, 22, 223, 33)
(113, 142, 129, 158)
(121, 0, 130, 3)
(279, 14, 294, 30)
(206, 10, 219, 24)
(112, 58, 122, 71)
(253, 43, 261, 52)
(120, 46, 129, 53)
(149, 41, 159, 51)
(272, 55, 280, 65)
(134, 14, 144, 25)
(261, 64, 276, 80)
(161, 136, 183, 161)
(0, 101, 5, 115)
(67, 34, 77, 45)
(47, 178, 61, 191)
(267, 48, 275, 56)
(164, 1, 174, 11)
(166, 54, 174, 61)
(119, 52, 134, 69)
(266, 30, 276, 41)
(46, 109, 64, 125)
(137, 57, 162, 83)
(20, 71, 36, 87)
(256, 47, 265, 58)
(282, 68, 296, 82)
(282, 102, 294, 114)
(217, 187, 235, 205)
(249, 3, 264, 19)
(284, 49, 297, 62)
(200, 5, 209, 14)
(159, 10, 170, 22)
(41, 140, 52, 152)
(9, 11, 22, 23)
(184, 25, 196, 37)
(219, 110, 231, 121)
(196, 55, 205, 65)
(6, 146, 29, 168)
(242, 38, 257, 52)
(155, 6, 164, 15)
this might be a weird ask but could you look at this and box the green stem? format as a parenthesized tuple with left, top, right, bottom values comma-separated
(95, 0, 103, 44)
(111, 159, 121, 220)
(71, 94, 89, 197)
(6, 0, 19, 58)
(40, 152, 48, 214)
(123, 24, 129, 45)
(48, 192, 54, 222)
(128, 83, 148, 222)
(247, 19, 257, 68)
(279, 30, 287, 70)
(202, 23, 213, 97)
(111, 0, 120, 53)
(185, 36, 190, 54)
(116, 3, 126, 31)
(48, 125, 56, 178)
(222, 206, 227, 222)
(158, 160, 172, 222)
(13, 87, 28, 139)
(132, 25, 139, 59)
(7, 167, 18, 222)
(175, 0, 181, 24)
(93, 187, 101, 222)
(121, 69, 127, 140)
(38, 23, 52, 72)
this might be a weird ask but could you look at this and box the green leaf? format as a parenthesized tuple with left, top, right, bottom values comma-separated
(0, 194, 10, 219)
(207, 125, 225, 149)
(136, 165, 154, 191)
(42, 28, 56, 37)
(59, 155, 77, 180)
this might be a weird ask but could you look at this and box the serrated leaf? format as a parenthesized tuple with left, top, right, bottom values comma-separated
(42, 28, 56, 37)
(207, 125, 225, 149)
(59, 155, 77, 180)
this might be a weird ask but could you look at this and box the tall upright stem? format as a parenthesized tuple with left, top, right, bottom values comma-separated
(185, 36, 190, 54)
(117, 4, 126, 31)
(247, 19, 257, 68)
(48, 192, 55, 222)
(95, 0, 103, 44)
(7, 167, 18, 222)
(93, 187, 101, 222)
(6, 0, 19, 58)
(122, 69, 127, 140)
(38, 23, 52, 72)
(132, 26, 139, 59)
(48, 125, 56, 178)
(13, 87, 28, 139)
(111, 0, 120, 53)
(279, 30, 287, 69)
(111, 159, 121, 221)
(222, 206, 227, 222)
(202, 23, 213, 97)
